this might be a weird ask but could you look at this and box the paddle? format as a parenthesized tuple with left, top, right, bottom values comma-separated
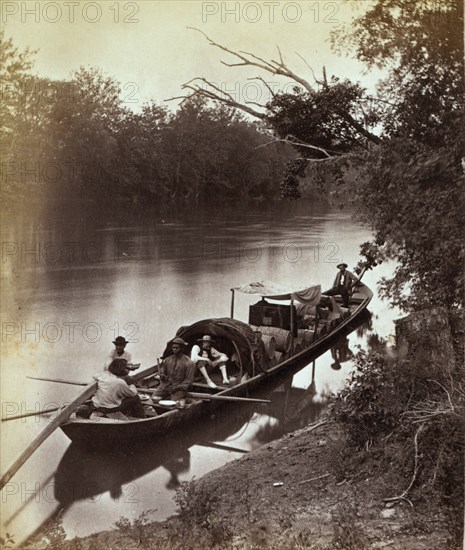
(140, 387, 270, 404)
(2, 406, 65, 422)
(187, 391, 270, 404)
(197, 441, 249, 454)
(27, 375, 271, 404)
(0, 381, 97, 491)
(27, 375, 87, 386)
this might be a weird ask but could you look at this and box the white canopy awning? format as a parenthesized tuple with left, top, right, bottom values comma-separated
(232, 280, 321, 305)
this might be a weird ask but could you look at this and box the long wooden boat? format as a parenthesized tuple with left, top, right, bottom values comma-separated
(60, 279, 372, 446)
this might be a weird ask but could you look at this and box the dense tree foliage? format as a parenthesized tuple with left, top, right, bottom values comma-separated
(1, 34, 291, 202)
(269, 0, 465, 310)
(2, 0, 464, 309)
(267, 77, 380, 158)
(331, 0, 464, 145)
(355, 123, 464, 311)
(333, 0, 465, 310)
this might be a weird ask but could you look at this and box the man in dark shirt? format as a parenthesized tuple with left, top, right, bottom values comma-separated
(324, 263, 359, 308)
(152, 337, 195, 407)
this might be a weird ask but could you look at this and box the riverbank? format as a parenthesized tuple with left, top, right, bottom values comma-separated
(27, 307, 463, 549)
(30, 418, 454, 549)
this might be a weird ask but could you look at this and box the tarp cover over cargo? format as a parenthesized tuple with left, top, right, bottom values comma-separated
(167, 318, 272, 376)
(233, 280, 321, 305)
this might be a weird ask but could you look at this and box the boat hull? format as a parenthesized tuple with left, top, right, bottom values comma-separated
(60, 284, 372, 446)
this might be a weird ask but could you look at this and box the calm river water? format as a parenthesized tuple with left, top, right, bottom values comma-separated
(1, 198, 399, 543)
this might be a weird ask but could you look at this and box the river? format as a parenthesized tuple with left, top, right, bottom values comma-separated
(0, 198, 400, 543)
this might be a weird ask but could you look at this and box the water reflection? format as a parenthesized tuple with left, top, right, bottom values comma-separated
(51, 312, 372, 514)
(53, 404, 257, 507)
(252, 381, 324, 445)
(1, 199, 401, 542)
(52, 375, 323, 510)
(330, 336, 355, 370)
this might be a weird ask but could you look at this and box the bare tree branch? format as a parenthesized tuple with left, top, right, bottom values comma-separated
(247, 76, 277, 102)
(167, 78, 267, 120)
(255, 136, 334, 158)
(384, 423, 425, 507)
(179, 27, 382, 148)
(295, 52, 322, 87)
(188, 27, 314, 92)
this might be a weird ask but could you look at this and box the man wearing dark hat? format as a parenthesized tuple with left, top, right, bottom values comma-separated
(191, 335, 229, 389)
(152, 338, 195, 408)
(323, 263, 359, 308)
(104, 335, 138, 373)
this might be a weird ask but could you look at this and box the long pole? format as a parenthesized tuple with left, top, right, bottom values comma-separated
(290, 298, 295, 355)
(30, 377, 271, 405)
(27, 376, 87, 386)
(230, 288, 235, 318)
(2, 406, 64, 422)
(140, 387, 269, 404)
(187, 392, 270, 404)
(0, 381, 97, 490)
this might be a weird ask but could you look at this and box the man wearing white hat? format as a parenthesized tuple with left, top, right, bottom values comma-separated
(191, 335, 229, 389)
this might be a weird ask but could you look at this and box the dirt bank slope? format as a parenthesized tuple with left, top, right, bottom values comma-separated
(55, 418, 452, 550)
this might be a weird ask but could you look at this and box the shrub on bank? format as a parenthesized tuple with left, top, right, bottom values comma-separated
(331, 309, 464, 548)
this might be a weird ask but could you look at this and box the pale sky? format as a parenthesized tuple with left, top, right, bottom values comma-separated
(4, 0, 381, 111)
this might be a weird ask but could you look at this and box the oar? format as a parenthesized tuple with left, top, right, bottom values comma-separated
(197, 441, 249, 453)
(0, 381, 97, 491)
(187, 391, 270, 404)
(26, 374, 271, 404)
(27, 375, 87, 386)
(139, 387, 270, 404)
(2, 405, 65, 422)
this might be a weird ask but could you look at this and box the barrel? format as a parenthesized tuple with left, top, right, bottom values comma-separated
(260, 334, 277, 359)
(258, 326, 292, 353)
(292, 337, 304, 354)
(274, 351, 283, 364)
(297, 329, 314, 345)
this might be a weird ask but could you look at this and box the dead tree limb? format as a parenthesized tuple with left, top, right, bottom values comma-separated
(188, 27, 315, 93)
(255, 136, 335, 158)
(383, 423, 426, 507)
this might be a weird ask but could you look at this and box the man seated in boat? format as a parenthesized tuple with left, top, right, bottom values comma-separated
(191, 335, 229, 389)
(152, 337, 195, 408)
(104, 335, 139, 372)
(323, 263, 359, 308)
(77, 358, 145, 419)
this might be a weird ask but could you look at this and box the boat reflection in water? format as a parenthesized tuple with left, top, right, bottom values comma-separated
(54, 399, 257, 506)
(53, 378, 322, 507)
(3, 310, 373, 545)
(53, 310, 373, 512)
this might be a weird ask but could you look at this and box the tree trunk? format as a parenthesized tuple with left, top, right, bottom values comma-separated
(395, 307, 457, 379)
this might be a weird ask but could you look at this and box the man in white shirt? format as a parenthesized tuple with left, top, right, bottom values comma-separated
(78, 358, 145, 418)
(191, 335, 229, 389)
